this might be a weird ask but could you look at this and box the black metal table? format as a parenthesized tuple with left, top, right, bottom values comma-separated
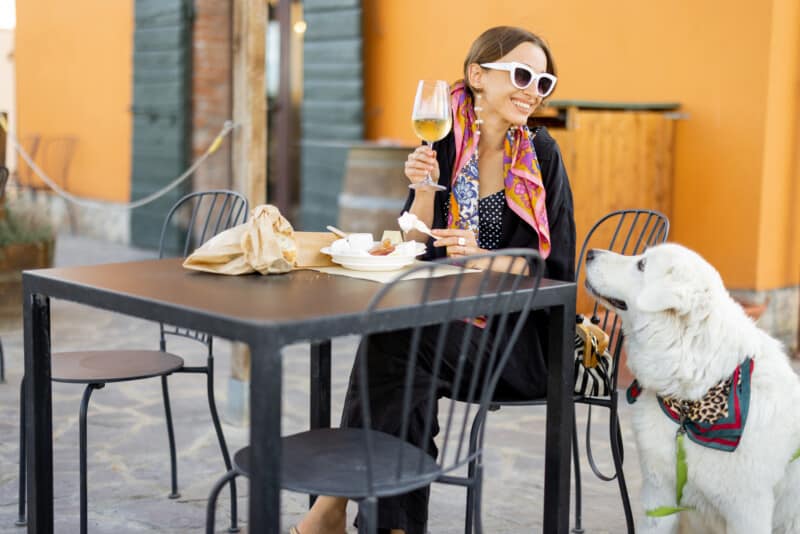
(22, 258, 576, 533)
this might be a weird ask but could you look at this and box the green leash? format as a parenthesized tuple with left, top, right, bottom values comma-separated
(647, 430, 800, 519)
(646, 429, 694, 517)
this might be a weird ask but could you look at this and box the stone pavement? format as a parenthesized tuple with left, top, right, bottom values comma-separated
(2, 234, 791, 533)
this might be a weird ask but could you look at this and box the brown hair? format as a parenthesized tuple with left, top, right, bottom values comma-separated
(463, 26, 557, 95)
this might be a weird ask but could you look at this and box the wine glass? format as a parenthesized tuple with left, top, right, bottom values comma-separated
(410, 80, 451, 191)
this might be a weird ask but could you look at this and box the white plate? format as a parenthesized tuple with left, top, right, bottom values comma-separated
(334, 257, 417, 271)
(321, 242, 426, 271)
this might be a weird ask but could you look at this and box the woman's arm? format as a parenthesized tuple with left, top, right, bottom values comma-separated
(465, 254, 532, 275)
(400, 134, 455, 253)
(535, 128, 576, 282)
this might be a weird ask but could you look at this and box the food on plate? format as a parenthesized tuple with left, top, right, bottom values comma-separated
(329, 238, 351, 255)
(397, 211, 435, 238)
(380, 230, 403, 245)
(325, 236, 424, 259)
(369, 238, 396, 256)
(346, 233, 374, 252)
(397, 211, 417, 232)
(392, 241, 419, 256)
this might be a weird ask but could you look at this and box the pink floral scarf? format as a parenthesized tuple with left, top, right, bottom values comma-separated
(447, 81, 551, 258)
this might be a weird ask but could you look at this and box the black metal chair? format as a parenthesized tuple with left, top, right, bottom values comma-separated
(570, 210, 669, 533)
(205, 249, 545, 534)
(16, 190, 249, 533)
(444, 209, 669, 534)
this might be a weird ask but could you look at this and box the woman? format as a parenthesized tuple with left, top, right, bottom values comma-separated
(295, 26, 575, 534)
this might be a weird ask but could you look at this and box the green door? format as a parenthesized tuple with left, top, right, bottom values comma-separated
(130, 0, 193, 251)
(299, 0, 363, 230)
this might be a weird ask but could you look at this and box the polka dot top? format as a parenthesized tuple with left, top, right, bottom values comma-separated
(442, 189, 507, 250)
(477, 190, 505, 249)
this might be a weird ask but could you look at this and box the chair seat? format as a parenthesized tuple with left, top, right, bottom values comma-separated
(233, 428, 440, 499)
(448, 389, 549, 408)
(51, 350, 184, 384)
(489, 396, 548, 407)
(488, 393, 589, 408)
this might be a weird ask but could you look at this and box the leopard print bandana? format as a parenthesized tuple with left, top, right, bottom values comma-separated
(627, 358, 754, 452)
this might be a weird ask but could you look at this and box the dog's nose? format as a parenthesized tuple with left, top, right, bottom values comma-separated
(586, 249, 597, 262)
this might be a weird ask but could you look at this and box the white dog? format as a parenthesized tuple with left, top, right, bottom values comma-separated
(584, 243, 800, 534)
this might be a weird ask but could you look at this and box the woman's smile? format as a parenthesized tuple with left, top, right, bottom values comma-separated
(511, 97, 534, 113)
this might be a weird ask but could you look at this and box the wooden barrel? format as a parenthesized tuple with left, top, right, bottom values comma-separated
(337, 144, 415, 237)
(0, 112, 6, 167)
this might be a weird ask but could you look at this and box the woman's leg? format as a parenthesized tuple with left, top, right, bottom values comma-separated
(342, 323, 504, 534)
(293, 328, 425, 534)
(295, 496, 347, 533)
(297, 319, 528, 534)
(341, 329, 434, 534)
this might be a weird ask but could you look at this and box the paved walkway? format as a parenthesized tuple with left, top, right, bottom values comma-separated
(1, 234, 792, 533)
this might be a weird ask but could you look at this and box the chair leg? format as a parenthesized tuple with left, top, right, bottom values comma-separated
(161, 375, 180, 499)
(205, 470, 239, 534)
(464, 411, 485, 534)
(572, 405, 585, 534)
(609, 401, 634, 534)
(79, 383, 103, 534)
(357, 497, 378, 534)
(204, 357, 239, 532)
(464, 459, 476, 534)
(472, 462, 485, 534)
(16, 376, 27, 526)
(0, 337, 5, 382)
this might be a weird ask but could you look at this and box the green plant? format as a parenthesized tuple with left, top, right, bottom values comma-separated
(0, 203, 54, 248)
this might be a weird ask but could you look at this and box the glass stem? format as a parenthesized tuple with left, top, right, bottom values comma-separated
(425, 141, 433, 184)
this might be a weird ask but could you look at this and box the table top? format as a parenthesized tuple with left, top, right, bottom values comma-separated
(24, 258, 575, 345)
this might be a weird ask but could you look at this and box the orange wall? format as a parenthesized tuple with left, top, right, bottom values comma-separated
(363, 0, 799, 290)
(15, 0, 132, 202)
(755, 0, 800, 290)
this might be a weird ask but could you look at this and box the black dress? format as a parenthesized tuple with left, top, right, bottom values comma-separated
(340, 127, 576, 534)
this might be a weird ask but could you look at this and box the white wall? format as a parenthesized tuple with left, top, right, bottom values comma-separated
(0, 28, 14, 170)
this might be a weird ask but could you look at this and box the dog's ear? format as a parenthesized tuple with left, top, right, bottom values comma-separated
(636, 284, 712, 317)
(636, 285, 688, 313)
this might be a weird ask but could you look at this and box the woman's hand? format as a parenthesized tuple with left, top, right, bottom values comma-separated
(432, 228, 484, 257)
(404, 146, 440, 187)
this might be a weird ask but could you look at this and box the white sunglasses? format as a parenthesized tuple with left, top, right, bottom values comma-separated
(480, 61, 557, 97)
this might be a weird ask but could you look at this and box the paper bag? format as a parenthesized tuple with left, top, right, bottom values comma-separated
(183, 204, 297, 275)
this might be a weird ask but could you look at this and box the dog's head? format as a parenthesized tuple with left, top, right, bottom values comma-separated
(584, 243, 725, 325)
(584, 243, 742, 394)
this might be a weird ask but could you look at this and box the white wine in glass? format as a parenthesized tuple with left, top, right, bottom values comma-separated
(412, 117, 451, 142)
(410, 80, 451, 191)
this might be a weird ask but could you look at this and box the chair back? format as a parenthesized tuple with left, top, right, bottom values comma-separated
(40, 137, 78, 190)
(576, 209, 669, 389)
(355, 249, 545, 495)
(157, 190, 249, 345)
(15, 134, 41, 188)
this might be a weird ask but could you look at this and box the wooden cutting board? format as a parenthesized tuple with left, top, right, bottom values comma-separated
(294, 231, 337, 268)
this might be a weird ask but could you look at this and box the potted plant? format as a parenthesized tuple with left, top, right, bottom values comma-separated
(0, 168, 56, 316)
(732, 297, 769, 322)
